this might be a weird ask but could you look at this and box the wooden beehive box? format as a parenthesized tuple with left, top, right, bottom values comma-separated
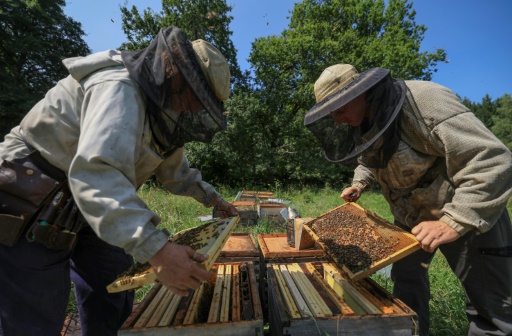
(266, 261, 418, 336)
(217, 233, 261, 282)
(119, 261, 263, 335)
(303, 203, 421, 281)
(258, 203, 287, 224)
(257, 233, 325, 260)
(212, 201, 259, 225)
(257, 233, 328, 326)
(218, 233, 259, 260)
(233, 201, 259, 225)
(239, 190, 274, 202)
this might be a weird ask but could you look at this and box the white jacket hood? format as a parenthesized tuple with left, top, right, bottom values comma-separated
(62, 50, 124, 82)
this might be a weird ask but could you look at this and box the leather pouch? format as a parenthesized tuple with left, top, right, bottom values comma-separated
(0, 214, 30, 247)
(0, 159, 60, 246)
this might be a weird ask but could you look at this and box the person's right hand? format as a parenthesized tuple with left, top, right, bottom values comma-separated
(340, 186, 362, 203)
(148, 242, 212, 296)
(212, 197, 239, 219)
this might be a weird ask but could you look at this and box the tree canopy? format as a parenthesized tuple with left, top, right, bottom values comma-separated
(2, 0, 508, 188)
(491, 94, 512, 151)
(195, 0, 448, 187)
(0, 0, 91, 136)
(119, 0, 246, 88)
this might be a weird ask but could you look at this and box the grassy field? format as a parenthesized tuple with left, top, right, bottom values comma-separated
(135, 183, 480, 335)
(69, 184, 512, 334)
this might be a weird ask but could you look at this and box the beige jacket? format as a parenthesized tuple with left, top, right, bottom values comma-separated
(0, 50, 219, 262)
(352, 80, 512, 235)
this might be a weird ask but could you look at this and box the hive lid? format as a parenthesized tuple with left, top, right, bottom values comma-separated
(241, 190, 274, 197)
(219, 233, 259, 257)
(303, 203, 420, 280)
(257, 233, 325, 259)
(238, 190, 274, 202)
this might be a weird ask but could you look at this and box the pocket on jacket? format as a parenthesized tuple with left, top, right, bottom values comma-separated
(382, 141, 437, 190)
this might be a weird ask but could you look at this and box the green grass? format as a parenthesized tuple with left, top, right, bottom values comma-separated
(69, 184, 512, 333)
(370, 251, 468, 335)
(427, 253, 468, 335)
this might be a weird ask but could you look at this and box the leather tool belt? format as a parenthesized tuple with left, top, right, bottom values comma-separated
(0, 152, 64, 246)
(0, 132, 84, 250)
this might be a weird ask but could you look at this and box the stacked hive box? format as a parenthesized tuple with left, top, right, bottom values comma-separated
(258, 203, 287, 225)
(266, 261, 418, 335)
(119, 233, 263, 335)
(258, 217, 419, 335)
(119, 262, 263, 335)
(214, 190, 291, 226)
(214, 190, 285, 226)
(119, 203, 420, 335)
(232, 201, 259, 225)
(238, 190, 274, 202)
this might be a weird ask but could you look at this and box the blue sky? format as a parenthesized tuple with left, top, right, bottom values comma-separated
(64, 0, 511, 103)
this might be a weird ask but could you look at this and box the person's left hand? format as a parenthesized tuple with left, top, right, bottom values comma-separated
(213, 197, 239, 219)
(411, 220, 461, 253)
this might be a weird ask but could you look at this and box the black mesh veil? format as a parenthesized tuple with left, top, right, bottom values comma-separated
(305, 70, 406, 168)
(121, 27, 227, 154)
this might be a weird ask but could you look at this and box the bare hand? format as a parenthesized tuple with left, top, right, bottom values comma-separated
(411, 221, 461, 253)
(213, 197, 239, 219)
(148, 242, 212, 296)
(340, 187, 362, 203)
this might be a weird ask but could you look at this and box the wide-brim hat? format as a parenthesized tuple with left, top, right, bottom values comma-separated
(191, 39, 230, 101)
(304, 64, 406, 168)
(304, 64, 390, 126)
(121, 27, 230, 149)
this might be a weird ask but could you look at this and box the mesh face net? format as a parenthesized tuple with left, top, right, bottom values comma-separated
(121, 27, 226, 154)
(306, 75, 406, 168)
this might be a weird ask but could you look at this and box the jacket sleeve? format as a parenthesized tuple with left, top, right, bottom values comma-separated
(68, 80, 168, 263)
(154, 148, 220, 207)
(411, 83, 512, 234)
(352, 164, 376, 190)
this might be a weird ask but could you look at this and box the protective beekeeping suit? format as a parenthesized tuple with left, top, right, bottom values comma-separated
(0, 26, 237, 336)
(305, 64, 512, 336)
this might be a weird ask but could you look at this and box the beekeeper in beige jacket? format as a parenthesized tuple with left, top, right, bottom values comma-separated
(0, 26, 237, 336)
(305, 64, 512, 336)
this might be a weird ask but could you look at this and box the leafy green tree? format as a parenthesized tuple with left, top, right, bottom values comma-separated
(460, 96, 477, 112)
(119, 0, 249, 184)
(0, 0, 91, 137)
(469, 94, 496, 129)
(491, 94, 512, 150)
(221, 0, 447, 187)
(462, 94, 501, 135)
(119, 0, 245, 88)
(118, 0, 448, 187)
